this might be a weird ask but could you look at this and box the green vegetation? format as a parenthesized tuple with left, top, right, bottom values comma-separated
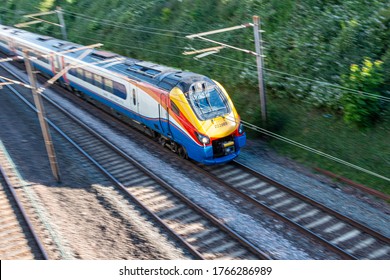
(1, 0, 389, 192)
(267, 97, 390, 195)
(341, 58, 384, 127)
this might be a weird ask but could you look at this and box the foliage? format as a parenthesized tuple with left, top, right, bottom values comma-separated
(2, 0, 389, 191)
(2, 1, 389, 108)
(268, 97, 390, 194)
(39, 0, 56, 12)
(341, 58, 384, 126)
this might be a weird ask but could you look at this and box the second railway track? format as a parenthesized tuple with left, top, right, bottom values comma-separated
(200, 161, 390, 259)
(0, 155, 48, 259)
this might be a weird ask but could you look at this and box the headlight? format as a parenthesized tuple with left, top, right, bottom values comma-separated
(195, 132, 210, 145)
(238, 123, 244, 134)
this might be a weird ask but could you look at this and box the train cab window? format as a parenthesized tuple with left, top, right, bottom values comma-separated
(85, 71, 93, 84)
(93, 74, 103, 88)
(104, 78, 113, 93)
(188, 81, 230, 121)
(171, 100, 180, 116)
(113, 81, 127, 99)
(132, 89, 136, 106)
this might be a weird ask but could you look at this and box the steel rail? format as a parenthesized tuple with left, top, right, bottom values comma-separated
(45, 91, 271, 260)
(0, 62, 271, 260)
(5, 59, 386, 259)
(0, 65, 203, 260)
(232, 160, 390, 245)
(193, 162, 357, 259)
(0, 164, 49, 259)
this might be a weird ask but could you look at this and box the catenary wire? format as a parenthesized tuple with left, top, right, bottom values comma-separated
(62, 10, 191, 35)
(2, 10, 389, 182)
(210, 53, 390, 102)
(3, 6, 388, 102)
(2, 45, 388, 184)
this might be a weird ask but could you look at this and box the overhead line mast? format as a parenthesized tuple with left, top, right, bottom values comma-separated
(14, 7, 68, 40)
(23, 49, 61, 182)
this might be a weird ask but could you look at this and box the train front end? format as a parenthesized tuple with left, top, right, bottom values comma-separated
(169, 76, 246, 165)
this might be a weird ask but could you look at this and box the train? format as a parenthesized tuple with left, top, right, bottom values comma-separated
(0, 24, 246, 164)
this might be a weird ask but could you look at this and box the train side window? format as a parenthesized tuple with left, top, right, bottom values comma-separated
(94, 74, 103, 88)
(69, 68, 76, 76)
(171, 100, 180, 116)
(85, 71, 93, 84)
(113, 81, 127, 99)
(38, 55, 49, 65)
(68, 65, 76, 76)
(76, 68, 84, 79)
(53, 58, 60, 72)
(132, 89, 136, 106)
(104, 78, 113, 93)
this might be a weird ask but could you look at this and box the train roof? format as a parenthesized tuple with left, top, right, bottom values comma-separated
(0, 24, 213, 92)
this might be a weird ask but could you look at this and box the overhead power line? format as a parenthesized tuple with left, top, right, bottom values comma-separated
(3, 7, 388, 102)
(19, 10, 390, 183)
(61, 10, 189, 38)
(240, 120, 390, 183)
(210, 54, 390, 102)
(4, 58, 385, 184)
(62, 10, 190, 35)
(73, 31, 389, 103)
(61, 10, 389, 102)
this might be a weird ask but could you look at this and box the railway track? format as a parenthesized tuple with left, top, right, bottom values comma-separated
(0, 63, 270, 260)
(0, 157, 48, 259)
(200, 161, 390, 260)
(2, 58, 388, 260)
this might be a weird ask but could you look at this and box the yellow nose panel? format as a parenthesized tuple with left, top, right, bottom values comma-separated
(203, 115, 238, 138)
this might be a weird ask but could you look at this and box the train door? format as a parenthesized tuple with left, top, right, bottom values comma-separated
(159, 93, 172, 137)
(130, 86, 140, 121)
(50, 54, 67, 83)
(59, 56, 69, 83)
(50, 53, 58, 75)
(53, 55, 61, 73)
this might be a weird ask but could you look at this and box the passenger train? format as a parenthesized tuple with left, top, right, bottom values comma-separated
(0, 24, 245, 164)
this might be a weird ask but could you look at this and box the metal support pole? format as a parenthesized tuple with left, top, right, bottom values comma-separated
(56, 7, 67, 40)
(253, 15, 267, 126)
(23, 50, 61, 182)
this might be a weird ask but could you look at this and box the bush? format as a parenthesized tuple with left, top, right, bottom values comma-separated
(340, 58, 384, 126)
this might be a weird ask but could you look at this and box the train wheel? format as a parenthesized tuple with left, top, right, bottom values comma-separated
(178, 145, 188, 159)
(159, 136, 166, 147)
(171, 143, 178, 153)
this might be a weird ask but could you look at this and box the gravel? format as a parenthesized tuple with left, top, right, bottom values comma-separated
(0, 68, 190, 259)
(237, 140, 390, 238)
(3, 61, 388, 259)
(43, 82, 334, 259)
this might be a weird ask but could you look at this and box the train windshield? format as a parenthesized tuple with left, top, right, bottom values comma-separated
(188, 82, 230, 121)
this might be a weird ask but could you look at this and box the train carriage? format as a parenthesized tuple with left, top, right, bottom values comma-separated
(0, 24, 246, 164)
